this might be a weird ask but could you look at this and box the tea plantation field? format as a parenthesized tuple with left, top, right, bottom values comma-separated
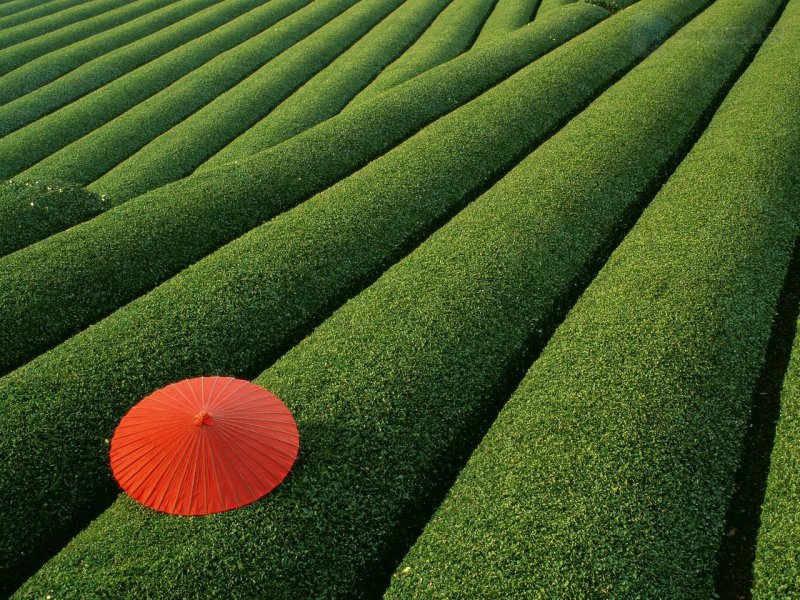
(0, 0, 798, 596)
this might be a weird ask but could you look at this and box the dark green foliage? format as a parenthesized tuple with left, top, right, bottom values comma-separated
(0, 0, 321, 180)
(750, 13, 800, 598)
(12, 0, 770, 595)
(385, 1, 800, 597)
(0, 0, 229, 106)
(197, 0, 452, 169)
(85, 0, 413, 200)
(0, 0, 177, 72)
(474, 0, 540, 44)
(0, 0, 710, 593)
(348, 0, 496, 105)
(0, 180, 108, 258)
(0, 4, 606, 376)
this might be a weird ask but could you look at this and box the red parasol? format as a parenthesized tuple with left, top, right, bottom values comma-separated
(110, 376, 299, 516)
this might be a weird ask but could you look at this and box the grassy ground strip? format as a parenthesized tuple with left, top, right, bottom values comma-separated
(0, 0, 698, 588)
(384, 2, 800, 597)
(0, 0, 302, 152)
(197, 0, 451, 170)
(0, 0, 178, 73)
(348, 0, 495, 106)
(11, 1, 767, 595)
(750, 20, 800, 596)
(0, 181, 108, 259)
(87, 0, 412, 200)
(0, 0, 86, 25)
(474, 0, 539, 45)
(0, 4, 606, 377)
(0, 0, 324, 180)
(0, 0, 225, 105)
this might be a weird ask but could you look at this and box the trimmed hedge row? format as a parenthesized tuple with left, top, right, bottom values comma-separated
(0, 0, 688, 588)
(0, 3, 608, 376)
(473, 0, 539, 45)
(0, 0, 129, 49)
(0, 0, 176, 71)
(750, 13, 800, 598)
(0, 0, 86, 26)
(197, 0, 451, 170)
(535, 0, 576, 17)
(385, 1, 800, 598)
(86, 0, 413, 200)
(0, 0, 329, 181)
(13, 0, 362, 188)
(0, 0, 301, 150)
(0, 180, 108, 258)
(348, 0, 495, 106)
(755, 327, 800, 598)
(0, 0, 225, 106)
(9, 0, 751, 595)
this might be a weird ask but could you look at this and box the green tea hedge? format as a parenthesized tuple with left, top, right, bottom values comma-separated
(473, 0, 539, 45)
(0, 0, 321, 180)
(0, 0, 129, 49)
(86, 0, 412, 200)
(535, 0, 575, 17)
(0, 0, 695, 588)
(754, 327, 800, 599)
(0, 0, 289, 135)
(348, 0, 495, 105)
(0, 180, 108, 258)
(198, 0, 451, 169)
(750, 14, 800, 597)
(0, 0, 176, 72)
(0, 0, 231, 107)
(12, 0, 761, 595)
(0, 4, 606, 376)
(0, 0, 86, 25)
(385, 1, 800, 598)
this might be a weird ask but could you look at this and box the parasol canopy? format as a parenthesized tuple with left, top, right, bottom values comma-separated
(110, 376, 299, 516)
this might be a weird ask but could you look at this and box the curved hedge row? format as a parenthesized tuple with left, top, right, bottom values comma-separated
(385, 1, 800, 598)
(0, 0, 177, 72)
(0, 0, 296, 140)
(9, 0, 751, 595)
(0, 0, 225, 106)
(750, 14, 800, 597)
(0, 0, 323, 180)
(0, 0, 129, 49)
(592, 0, 640, 10)
(0, 0, 85, 26)
(535, 0, 576, 16)
(0, 4, 607, 376)
(14, 0, 364, 188)
(0, 180, 108, 259)
(348, 0, 495, 106)
(755, 326, 800, 599)
(85, 0, 413, 200)
(473, 0, 539, 45)
(0, 0, 688, 589)
(197, 0, 451, 169)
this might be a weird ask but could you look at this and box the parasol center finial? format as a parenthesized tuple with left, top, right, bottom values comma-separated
(194, 410, 212, 427)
